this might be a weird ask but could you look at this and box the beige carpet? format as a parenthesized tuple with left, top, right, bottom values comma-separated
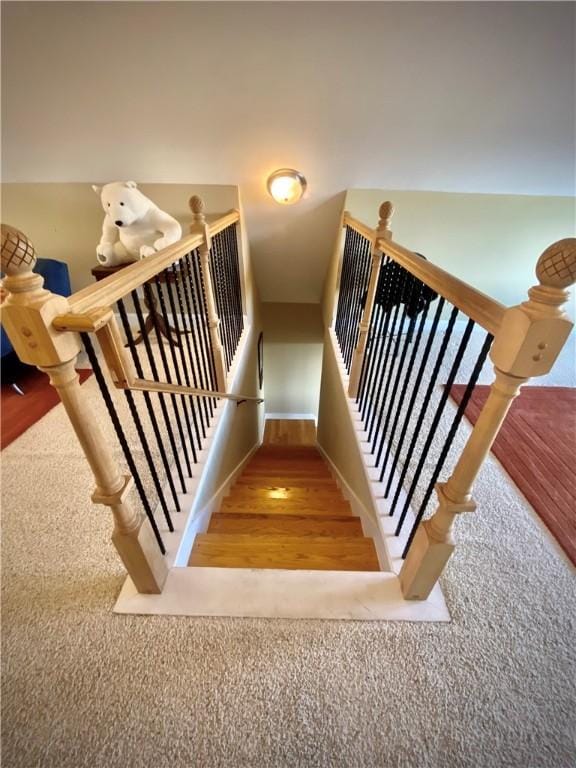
(2, 373, 576, 767)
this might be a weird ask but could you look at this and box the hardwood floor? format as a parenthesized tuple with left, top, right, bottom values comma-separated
(189, 428, 380, 572)
(263, 419, 316, 446)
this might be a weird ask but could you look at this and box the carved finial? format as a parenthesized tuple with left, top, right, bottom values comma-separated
(378, 201, 394, 233)
(189, 195, 206, 217)
(1, 224, 37, 276)
(535, 238, 576, 289)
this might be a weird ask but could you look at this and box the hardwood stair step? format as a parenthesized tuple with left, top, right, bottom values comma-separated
(248, 455, 327, 464)
(208, 512, 364, 537)
(255, 448, 321, 459)
(243, 464, 330, 475)
(235, 476, 337, 488)
(219, 499, 353, 516)
(228, 486, 345, 501)
(189, 533, 380, 571)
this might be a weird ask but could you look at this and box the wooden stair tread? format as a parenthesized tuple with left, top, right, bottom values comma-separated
(236, 476, 337, 487)
(229, 485, 344, 496)
(252, 456, 323, 464)
(255, 448, 321, 459)
(242, 466, 331, 475)
(189, 533, 380, 571)
(219, 500, 353, 517)
(227, 493, 346, 504)
(209, 513, 364, 537)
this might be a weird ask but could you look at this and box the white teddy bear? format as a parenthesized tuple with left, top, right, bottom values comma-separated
(93, 181, 182, 267)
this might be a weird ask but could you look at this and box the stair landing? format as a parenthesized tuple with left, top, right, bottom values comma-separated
(115, 422, 449, 619)
(189, 441, 380, 572)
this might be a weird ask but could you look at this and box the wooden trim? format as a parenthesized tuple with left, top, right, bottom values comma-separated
(124, 377, 264, 404)
(208, 210, 240, 237)
(376, 236, 505, 335)
(342, 213, 376, 243)
(67, 233, 204, 313)
(54, 309, 261, 403)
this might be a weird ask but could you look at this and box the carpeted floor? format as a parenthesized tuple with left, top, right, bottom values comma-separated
(451, 384, 576, 565)
(2, 343, 576, 767)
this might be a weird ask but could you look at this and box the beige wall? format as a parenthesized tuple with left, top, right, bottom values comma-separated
(0, 183, 238, 293)
(316, 329, 375, 516)
(3, 2, 573, 304)
(190, 320, 264, 520)
(261, 302, 323, 418)
(323, 189, 576, 325)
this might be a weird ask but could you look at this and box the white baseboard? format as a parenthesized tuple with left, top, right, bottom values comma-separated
(316, 443, 390, 572)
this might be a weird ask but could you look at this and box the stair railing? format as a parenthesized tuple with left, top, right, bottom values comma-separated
(0, 195, 258, 595)
(333, 203, 575, 599)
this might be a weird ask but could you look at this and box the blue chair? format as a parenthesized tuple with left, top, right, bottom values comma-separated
(1, 258, 72, 389)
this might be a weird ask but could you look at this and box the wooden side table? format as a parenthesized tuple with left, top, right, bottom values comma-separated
(91, 263, 189, 347)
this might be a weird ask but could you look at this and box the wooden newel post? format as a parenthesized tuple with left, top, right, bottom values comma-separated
(189, 195, 227, 392)
(0, 224, 167, 594)
(348, 201, 394, 398)
(400, 237, 576, 600)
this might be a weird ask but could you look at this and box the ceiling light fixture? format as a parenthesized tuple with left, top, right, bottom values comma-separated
(267, 168, 307, 205)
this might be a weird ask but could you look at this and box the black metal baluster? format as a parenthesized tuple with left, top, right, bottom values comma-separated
(185, 252, 216, 413)
(212, 234, 232, 369)
(358, 254, 389, 414)
(355, 264, 380, 407)
(337, 228, 355, 355)
(211, 233, 226, 366)
(222, 229, 237, 361)
(181, 253, 212, 423)
(367, 264, 407, 445)
(345, 235, 372, 371)
(128, 290, 188, 493)
(393, 305, 461, 533)
(335, 227, 353, 344)
(342, 230, 362, 368)
(231, 226, 244, 349)
(171, 261, 206, 438)
(155, 274, 199, 462)
(142, 283, 194, 477)
(123, 388, 174, 530)
(360, 262, 396, 426)
(192, 250, 219, 403)
(81, 332, 165, 553)
(169, 263, 207, 440)
(402, 330, 493, 558)
(226, 224, 244, 350)
(385, 297, 445, 494)
(380, 286, 434, 484)
(117, 298, 181, 509)
(341, 229, 359, 369)
(373, 273, 422, 468)
(221, 227, 238, 356)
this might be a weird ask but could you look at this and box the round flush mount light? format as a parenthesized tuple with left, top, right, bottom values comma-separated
(267, 168, 307, 205)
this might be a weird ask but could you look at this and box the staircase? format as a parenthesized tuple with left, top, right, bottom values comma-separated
(189, 445, 380, 571)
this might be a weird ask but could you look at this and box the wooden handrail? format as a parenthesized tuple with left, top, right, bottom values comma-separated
(124, 378, 263, 405)
(375, 236, 506, 335)
(66, 210, 240, 315)
(67, 233, 203, 313)
(342, 212, 376, 242)
(209, 210, 240, 237)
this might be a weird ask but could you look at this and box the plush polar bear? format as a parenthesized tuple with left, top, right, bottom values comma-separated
(93, 181, 182, 267)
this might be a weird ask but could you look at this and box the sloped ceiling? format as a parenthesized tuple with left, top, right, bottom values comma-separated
(2, 1, 574, 302)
